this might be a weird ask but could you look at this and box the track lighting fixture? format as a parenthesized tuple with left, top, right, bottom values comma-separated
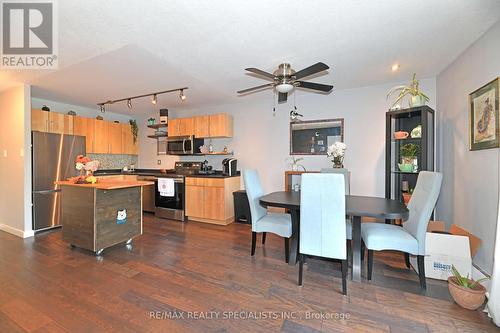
(99, 105, 105, 113)
(97, 87, 188, 111)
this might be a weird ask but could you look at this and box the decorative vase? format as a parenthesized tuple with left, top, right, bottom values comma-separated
(292, 164, 298, 171)
(447, 277, 486, 310)
(402, 193, 412, 205)
(332, 156, 344, 168)
(410, 95, 425, 107)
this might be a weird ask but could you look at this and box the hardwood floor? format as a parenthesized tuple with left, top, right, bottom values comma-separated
(0, 214, 496, 333)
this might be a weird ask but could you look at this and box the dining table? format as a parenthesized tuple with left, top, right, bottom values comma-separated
(259, 191, 409, 282)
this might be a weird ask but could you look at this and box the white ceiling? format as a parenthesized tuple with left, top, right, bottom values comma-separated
(2, 0, 500, 114)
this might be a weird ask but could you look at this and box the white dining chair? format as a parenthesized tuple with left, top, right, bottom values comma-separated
(361, 171, 443, 289)
(243, 169, 292, 262)
(320, 168, 352, 240)
(298, 173, 348, 295)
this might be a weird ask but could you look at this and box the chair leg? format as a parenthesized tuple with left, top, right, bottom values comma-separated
(417, 255, 426, 289)
(298, 254, 304, 286)
(404, 253, 411, 269)
(284, 237, 290, 263)
(262, 232, 266, 244)
(251, 232, 256, 256)
(367, 250, 374, 281)
(341, 259, 347, 295)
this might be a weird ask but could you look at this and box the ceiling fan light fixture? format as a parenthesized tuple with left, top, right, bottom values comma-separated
(276, 83, 294, 93)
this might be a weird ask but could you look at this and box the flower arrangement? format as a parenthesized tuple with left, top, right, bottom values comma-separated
(75, 155, 99, 184)
(327, 142, 347, 168)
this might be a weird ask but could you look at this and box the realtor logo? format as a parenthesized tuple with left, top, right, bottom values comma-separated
(1, 0, 58, 69)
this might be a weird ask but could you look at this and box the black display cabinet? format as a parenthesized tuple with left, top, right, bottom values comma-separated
(385, 106, 435, 204)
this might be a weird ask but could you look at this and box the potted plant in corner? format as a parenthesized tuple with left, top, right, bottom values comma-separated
(448, 265, 489, 310)
(387, 73, 430, 108)
(399, 143, 419, 172)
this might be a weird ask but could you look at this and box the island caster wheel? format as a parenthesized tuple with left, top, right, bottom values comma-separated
(126, 238, 133, 245)
(95, 249, 104, 256)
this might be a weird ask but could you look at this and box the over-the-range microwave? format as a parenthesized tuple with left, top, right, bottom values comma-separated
(166, 135, 204, 155)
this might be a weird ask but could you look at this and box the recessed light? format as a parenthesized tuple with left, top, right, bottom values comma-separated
(391, 64, 400, 72)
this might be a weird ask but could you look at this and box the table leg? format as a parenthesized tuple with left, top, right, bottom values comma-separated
(288, 209, 300, 265)
(351, 216, 362, 282)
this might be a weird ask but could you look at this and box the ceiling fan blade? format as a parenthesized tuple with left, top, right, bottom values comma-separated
(294, 62, 330, 79)
(297, 81, 333, 92)
(245, 68, 276, 80)
(278, 92, 288, 103)
(237, 83, 274, 94)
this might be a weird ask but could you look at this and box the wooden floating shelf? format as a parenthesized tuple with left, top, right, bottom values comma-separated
(147, 133, 168, 139)
(195, 152, 234, 156)
(147, 123, 167, 129)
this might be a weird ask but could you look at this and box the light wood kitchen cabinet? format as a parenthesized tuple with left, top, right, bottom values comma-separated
(73, 116, 96, 152)
(194, 115, 210, 138)
(32, 109, 49, 132)
(209, 113, 233, 138)
(168, 117, 195, 137)
(49, 112, 73, 135)
(121, 123, 138, 155)
(185, 176, 240, 225)
(108, 122, 122, 154)
(93, 119, 109, 154)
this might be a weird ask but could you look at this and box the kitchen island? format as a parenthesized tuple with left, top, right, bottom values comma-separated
(56, 179, 154, 255)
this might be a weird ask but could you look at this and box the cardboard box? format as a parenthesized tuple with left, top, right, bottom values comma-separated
(410, 222, 481, 280)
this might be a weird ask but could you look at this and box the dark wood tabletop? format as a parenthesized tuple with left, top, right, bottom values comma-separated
(259, 191, 409, 220)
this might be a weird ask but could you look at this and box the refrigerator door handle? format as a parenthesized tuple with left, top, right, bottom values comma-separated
(33, 189, 61, 194)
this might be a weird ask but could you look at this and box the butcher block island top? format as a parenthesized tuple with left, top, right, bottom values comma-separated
(55, 179, 154, 189)
(57, 179, 153, 256)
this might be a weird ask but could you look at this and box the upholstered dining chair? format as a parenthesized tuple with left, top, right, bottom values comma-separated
(320, 168, 352, 240)
(361, 171, 443, 289)
(243, 169, 292, 262)
(298, 173, 348, 295)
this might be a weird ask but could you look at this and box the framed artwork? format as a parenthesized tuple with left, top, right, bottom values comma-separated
(290, 118, 344, 155)
(469, 78, 499, 151)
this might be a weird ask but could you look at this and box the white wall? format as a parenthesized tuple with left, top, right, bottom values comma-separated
(0, 85, 33, 237)
(138, 78, 436, 197)
(436, 21, 500, 274)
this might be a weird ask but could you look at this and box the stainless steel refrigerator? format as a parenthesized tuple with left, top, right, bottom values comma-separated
(32, 132, 86, 231)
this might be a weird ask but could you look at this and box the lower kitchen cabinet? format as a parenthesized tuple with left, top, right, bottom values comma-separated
(185, 176, 240, 225)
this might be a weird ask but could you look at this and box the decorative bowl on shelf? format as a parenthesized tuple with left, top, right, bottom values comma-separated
(398, 163, 414, 172)
(394, 131, 409, 140)
(411, 125, 422, 138)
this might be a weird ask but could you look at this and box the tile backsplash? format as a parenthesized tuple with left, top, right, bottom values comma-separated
(89, 154, 138, 170)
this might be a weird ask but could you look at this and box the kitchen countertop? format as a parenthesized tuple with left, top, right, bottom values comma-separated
(55, 180, 154, 190)
(94, 169, 240, 178)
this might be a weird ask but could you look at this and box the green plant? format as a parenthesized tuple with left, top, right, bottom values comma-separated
(387, 73, 430, 108)
(129, 119, 138, 144)
(451, 265, 489, 289)
(400, 143, 419, 158)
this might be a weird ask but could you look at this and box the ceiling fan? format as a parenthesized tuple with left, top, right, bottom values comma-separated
(237, 62, 333, 103)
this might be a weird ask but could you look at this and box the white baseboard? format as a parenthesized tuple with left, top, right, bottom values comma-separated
(0, 224, 34, 238)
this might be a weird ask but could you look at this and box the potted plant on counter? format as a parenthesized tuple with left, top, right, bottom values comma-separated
(448, 265, 489, 310)
(387, 73, 430, 109)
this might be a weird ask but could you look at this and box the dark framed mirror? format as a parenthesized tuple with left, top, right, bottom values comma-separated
(290, 118, 344, 155)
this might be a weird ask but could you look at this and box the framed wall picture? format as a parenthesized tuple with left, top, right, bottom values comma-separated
(290, 118, 344, 155)
(469, 77, 499, 151)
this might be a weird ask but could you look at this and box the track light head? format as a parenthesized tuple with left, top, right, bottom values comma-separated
(152, 94, 157, 105)
(179, 89, 186, 101)
(99, 105, 105, 113)
(127, 99, 132, 109)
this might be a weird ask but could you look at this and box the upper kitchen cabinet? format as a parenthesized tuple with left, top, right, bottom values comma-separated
(209, 113, 233, 138)
(73, 116, 95, 152)
(108, 122, 123, 154)
(31, 109, 73, 134)
(93, 119, 109, 154)
(194, 115, 210, 138)
(121, 123, 138, 155)
(167, 113, 233, 138)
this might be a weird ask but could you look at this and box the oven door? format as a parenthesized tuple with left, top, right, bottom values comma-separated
(155, 178, 184, 210)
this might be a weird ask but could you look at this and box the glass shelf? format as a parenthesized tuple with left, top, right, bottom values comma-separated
(391, 170, 420, 174)
(391, 137, 422, 143)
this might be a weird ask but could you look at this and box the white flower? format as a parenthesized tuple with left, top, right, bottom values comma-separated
(75, 162, 84, 170)
(84, 160, 100, 172)
(327, 142, 347, 158)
